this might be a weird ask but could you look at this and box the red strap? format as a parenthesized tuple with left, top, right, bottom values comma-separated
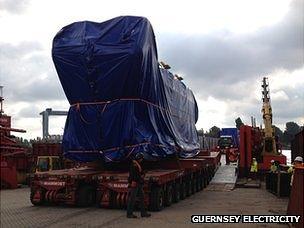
(71, 98, 190, 117)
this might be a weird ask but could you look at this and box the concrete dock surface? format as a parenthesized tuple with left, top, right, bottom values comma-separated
(0, 184, 289, 228)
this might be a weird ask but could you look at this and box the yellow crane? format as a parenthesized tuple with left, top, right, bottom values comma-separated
(261, 77, 277, 154)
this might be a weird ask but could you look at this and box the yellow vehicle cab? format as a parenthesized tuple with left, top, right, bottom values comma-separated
(35, 156, 62, 173)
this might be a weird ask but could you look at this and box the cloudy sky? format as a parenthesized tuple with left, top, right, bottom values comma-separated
(0, 0, 303, 139)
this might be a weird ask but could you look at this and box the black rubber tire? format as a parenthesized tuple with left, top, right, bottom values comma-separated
(109, 191, 117, 208)
(196, 176, 201, 191)
(185, 179, 190, 197)
(186, 179, 193, 196)
(192, 178, 197, 193)
(95, 191, 103, 208)
(173, 182, 181, 203)
(206, 168, 211, 184)
(209, 167, 213, 180)
(204, 174, 209, 187)
(190, 179, 194, 195)
(180, 181, 186, 200)
(30, 189, 44, 206)
(164, 184, 173, 206)
(199, 175, 204, 190)
(76, 186, 96, 207)
(150, 187, 164, 211)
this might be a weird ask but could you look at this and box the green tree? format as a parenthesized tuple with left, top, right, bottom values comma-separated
(206, 126, 220, 138)
(273, 125, 283, 138)
(273, 125, 286, 147)
(197, 128, 204, 136)
(235, 117, 244, 129)
(283, 122, 301, 144)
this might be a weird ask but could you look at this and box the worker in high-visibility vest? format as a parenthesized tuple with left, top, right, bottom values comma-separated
(250, 158, 258, 179)
(288, 156, 303, 186)
(270, 160, 278, 173)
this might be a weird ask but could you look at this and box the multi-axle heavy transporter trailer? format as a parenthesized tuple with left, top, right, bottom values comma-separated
(30, 151, 220, 211)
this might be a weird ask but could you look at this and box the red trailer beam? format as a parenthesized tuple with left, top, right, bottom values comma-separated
(1, 152, 28, 158)
(0, 126, 26, 133)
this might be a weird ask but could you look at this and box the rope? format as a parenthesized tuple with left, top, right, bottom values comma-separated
(76, 102, 110, 125)
(67, 141, 170, 154)
(66, 142, 194, 162)
(72, 98, 167, 112)
(71, 98, 193, 121)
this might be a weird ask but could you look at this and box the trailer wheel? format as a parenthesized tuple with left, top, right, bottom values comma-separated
(208, 166, 213, 180)
(192, 178, 197, 193)
(205, 168, 210, 185)
(196, 176, 201, 191)
(173, 182, 180, 203)
(150, 187, 164, 211)
(109, 191, 118, 208)
(30, 189, 45, 206)
(76, 186, 96, 207)
(180, 181, 186, 200)
(204, 174, 208, 187)
(164, 184, 173, 206)
(198, 175, 204, 190)
(186, 179, 192, 196)
(185, 180, 190, 196)
(96, 191, 103, 208)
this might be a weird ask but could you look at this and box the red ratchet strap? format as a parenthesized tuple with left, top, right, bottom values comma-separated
(71, 98, 192, 119)
(71, 98, 166, 111)
(67, 142, 170, 162)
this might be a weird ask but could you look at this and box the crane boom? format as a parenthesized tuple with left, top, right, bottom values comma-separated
(261, 77, 277, 154)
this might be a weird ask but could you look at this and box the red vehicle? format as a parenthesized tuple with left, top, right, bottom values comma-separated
(30, 142, 75, 173)
(30, 151, 220, 210)
(1, 88, 29, 189)
(238, 125, 286, 177)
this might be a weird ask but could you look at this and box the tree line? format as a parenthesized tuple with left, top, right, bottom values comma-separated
(197, 117, 303, 149)
(14, 118, 303, 150)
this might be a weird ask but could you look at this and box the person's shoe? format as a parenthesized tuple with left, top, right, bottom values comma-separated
(127, 214, 138, 218)
(141, 213, 151, 217)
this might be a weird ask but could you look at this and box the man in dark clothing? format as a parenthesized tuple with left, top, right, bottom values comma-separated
(126, 152, 151, 218)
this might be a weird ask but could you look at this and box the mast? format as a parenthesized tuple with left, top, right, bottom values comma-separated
(261, 77, 277, 154)
(0, 86, 4, 114)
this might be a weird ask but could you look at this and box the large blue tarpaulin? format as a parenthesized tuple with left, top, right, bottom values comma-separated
(52, 16, 200, 163)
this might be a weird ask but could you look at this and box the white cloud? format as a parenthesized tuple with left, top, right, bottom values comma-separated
(0, 0, 292, 46)
(272, 90, 289, 101)
(0, 0, 30, 14)
(196, 96, 228, 130)
(269, 67, 304, 89)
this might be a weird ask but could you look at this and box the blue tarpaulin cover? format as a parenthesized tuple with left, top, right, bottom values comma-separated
(52, 16, 200, 163)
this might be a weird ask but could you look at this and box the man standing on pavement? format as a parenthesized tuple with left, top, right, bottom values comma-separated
(126, 152, 151, 218)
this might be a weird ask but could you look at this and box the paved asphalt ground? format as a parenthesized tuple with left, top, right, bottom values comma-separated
(0, 185, 289, 228)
